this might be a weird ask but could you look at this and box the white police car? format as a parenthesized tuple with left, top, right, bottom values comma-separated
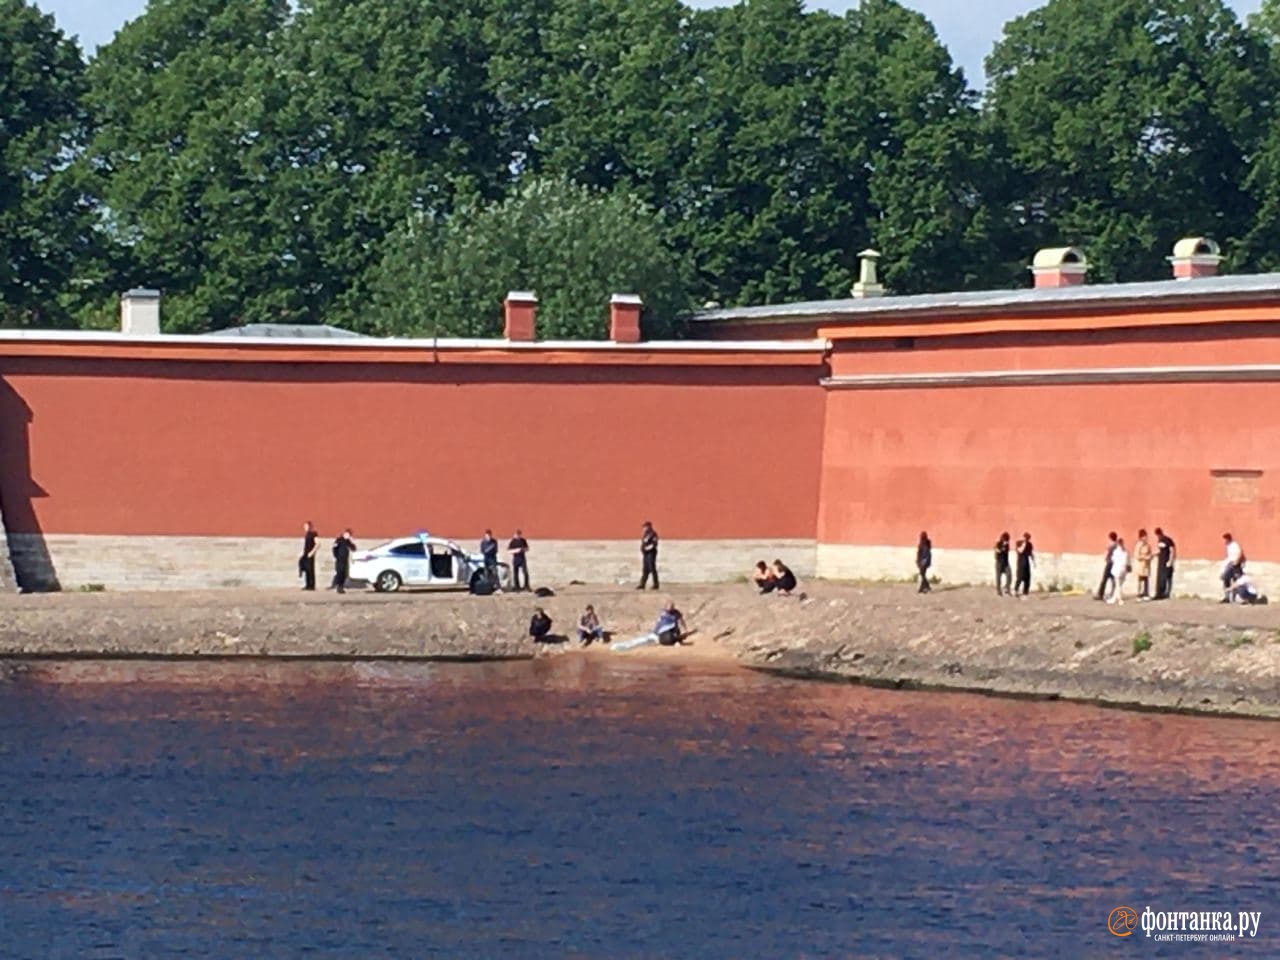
(349, 533, 509, 594)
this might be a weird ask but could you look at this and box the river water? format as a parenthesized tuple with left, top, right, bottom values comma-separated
(1, 657, 1276, 958)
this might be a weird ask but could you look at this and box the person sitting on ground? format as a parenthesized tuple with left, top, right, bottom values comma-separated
(577, 604, 604, 646)
(1227, 571, 1268, 605)
(1221, 532, 1245, 603)
(771, 559, 798, 596)
(654, 601, 688, 646)
(529, 607, 553, 643)
(752, 561, 777, 593)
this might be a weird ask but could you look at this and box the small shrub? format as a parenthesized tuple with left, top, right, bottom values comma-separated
(78, 583, 106, 593)
(1131, 631, 1152, 656)
(1228, 634, 1255, 650)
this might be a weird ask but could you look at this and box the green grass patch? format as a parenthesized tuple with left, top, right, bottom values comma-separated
(78, 583, 106, 593)
(1131, 630, 1152, 657)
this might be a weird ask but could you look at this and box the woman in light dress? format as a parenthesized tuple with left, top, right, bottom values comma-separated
(1107, 537, 1130, 605)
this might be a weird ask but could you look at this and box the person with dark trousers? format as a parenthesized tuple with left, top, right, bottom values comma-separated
(752, 561, 777, 593)
(654, 601, 687, 646)
(1095, 531, 1118, 601)
(639, 521, 660, 590)
(480, 529, 500, 589)
(771, 559, 798, 596)
(1154, 527, 1176, 599)
(1220, 532, 1245, 603)
(1014, 533, 1034, 597)
(529, 607, 553, 643)
(331, 529, 356, 594)
(916, 531, 932, 593)
(299, 521, 318, 591)
(994, 532, 1012, 596)
(509, 529, 530, 591)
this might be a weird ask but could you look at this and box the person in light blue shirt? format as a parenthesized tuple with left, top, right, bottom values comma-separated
(654, 602, 686, 646)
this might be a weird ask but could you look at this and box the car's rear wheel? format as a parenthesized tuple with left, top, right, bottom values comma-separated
(374, 570, 402, 593)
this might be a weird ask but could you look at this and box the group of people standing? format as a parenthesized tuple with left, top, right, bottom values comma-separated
(991, 532, 1037, 597)
(1093, 528, 1178, 604)
(298, 522, 357, 593)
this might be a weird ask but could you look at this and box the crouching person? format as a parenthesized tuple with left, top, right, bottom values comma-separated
(529, 607, 553, 643)
(577, 605, 605, 646)
(654, 601, 687, 646)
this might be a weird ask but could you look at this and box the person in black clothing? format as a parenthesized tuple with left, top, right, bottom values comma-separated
(529, 607, 552, 643)
(509, 529, 530, 591)
(299, 521, 318, 591)
(331, 529, 356, 594)
(1014, 533, 1034, 596)
(480, 529, 500, 589)
(994, 531, 1012, 596)
(771, 559, 798, 596)
(1154, 527, 1177, 600)
(639, 521, 660, 590)
(1095, 531, 1119, 601)
(916, 531, 932, 593)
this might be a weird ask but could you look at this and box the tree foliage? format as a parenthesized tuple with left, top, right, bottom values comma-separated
(370, 177, 692, 339)
(6, 0, 1280, 333)
(983, 0, 1270, 282)
(0, 0, 94, 327)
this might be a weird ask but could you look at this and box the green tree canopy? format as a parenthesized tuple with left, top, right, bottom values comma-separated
(984, 0, 1270, 282)
(369, 177, 692, 339)
(85, 0, 294, 332)
(0, 0, 95, 327)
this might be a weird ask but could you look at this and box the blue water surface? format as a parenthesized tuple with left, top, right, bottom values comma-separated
(0, 656, 1276, 958)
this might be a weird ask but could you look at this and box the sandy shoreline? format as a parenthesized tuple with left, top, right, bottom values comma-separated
(1, 582, 1277, 718)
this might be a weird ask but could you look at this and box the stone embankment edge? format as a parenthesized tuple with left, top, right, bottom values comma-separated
(745, 658, 1280, 721)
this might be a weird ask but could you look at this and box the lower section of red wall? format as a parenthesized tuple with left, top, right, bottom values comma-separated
(0, 361, 825, 541)
(818, 383, 1280, 561)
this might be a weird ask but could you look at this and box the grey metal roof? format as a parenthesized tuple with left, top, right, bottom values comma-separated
(202, 323, 367, 339)
(692, 272, 1280, 325)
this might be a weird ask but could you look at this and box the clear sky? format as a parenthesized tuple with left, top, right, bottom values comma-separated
(34, 0, 1266, 87)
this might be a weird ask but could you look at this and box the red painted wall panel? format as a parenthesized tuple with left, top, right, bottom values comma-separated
(818, 382, 1280, 561)
(0, 359, 825, 540)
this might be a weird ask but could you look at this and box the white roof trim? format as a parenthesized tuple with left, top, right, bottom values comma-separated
(0, 329, 828, 354)
(823, 364, 1280, 389)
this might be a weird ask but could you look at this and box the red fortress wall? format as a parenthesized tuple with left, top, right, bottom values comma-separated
(0, 341, 827, 545)
(815, 302, 1280, 588)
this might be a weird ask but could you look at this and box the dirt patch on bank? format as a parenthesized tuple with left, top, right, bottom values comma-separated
(0, 583, 1276, 717)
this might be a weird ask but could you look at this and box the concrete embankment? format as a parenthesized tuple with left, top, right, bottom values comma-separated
(0, 584, 1277, 719)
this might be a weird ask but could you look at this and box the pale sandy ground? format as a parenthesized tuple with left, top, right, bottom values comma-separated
(0, 582, 1277, 717)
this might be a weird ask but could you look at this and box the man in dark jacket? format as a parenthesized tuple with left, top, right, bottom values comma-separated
(509, 530, 530, 591)
(639, 521, 660, 590)
(1154, 528, 1177, 599)
(480, 529, 500, 588)
(916, 531, 932, 594)
(994, 532, 1012, 596)
(1095, 532, 1118, 601)
(331, 529, 356, 594)
(299, 521, 318, 591)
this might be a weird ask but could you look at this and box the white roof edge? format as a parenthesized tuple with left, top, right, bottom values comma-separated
(693, 272, 1280, 324)
(0, 329, 827, 353)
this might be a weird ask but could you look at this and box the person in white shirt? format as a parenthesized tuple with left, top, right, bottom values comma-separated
(1106, 538, 1130, 605)
(1221, 533, 1245, 603)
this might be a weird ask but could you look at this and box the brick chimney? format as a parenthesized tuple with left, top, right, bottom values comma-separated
(1030, 247, 1087, 288)
(503, 291, 537, 341)
(120, 288, 161, 335)
(1169, 237, 1221, 280)
(609, 294, 643, 343)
